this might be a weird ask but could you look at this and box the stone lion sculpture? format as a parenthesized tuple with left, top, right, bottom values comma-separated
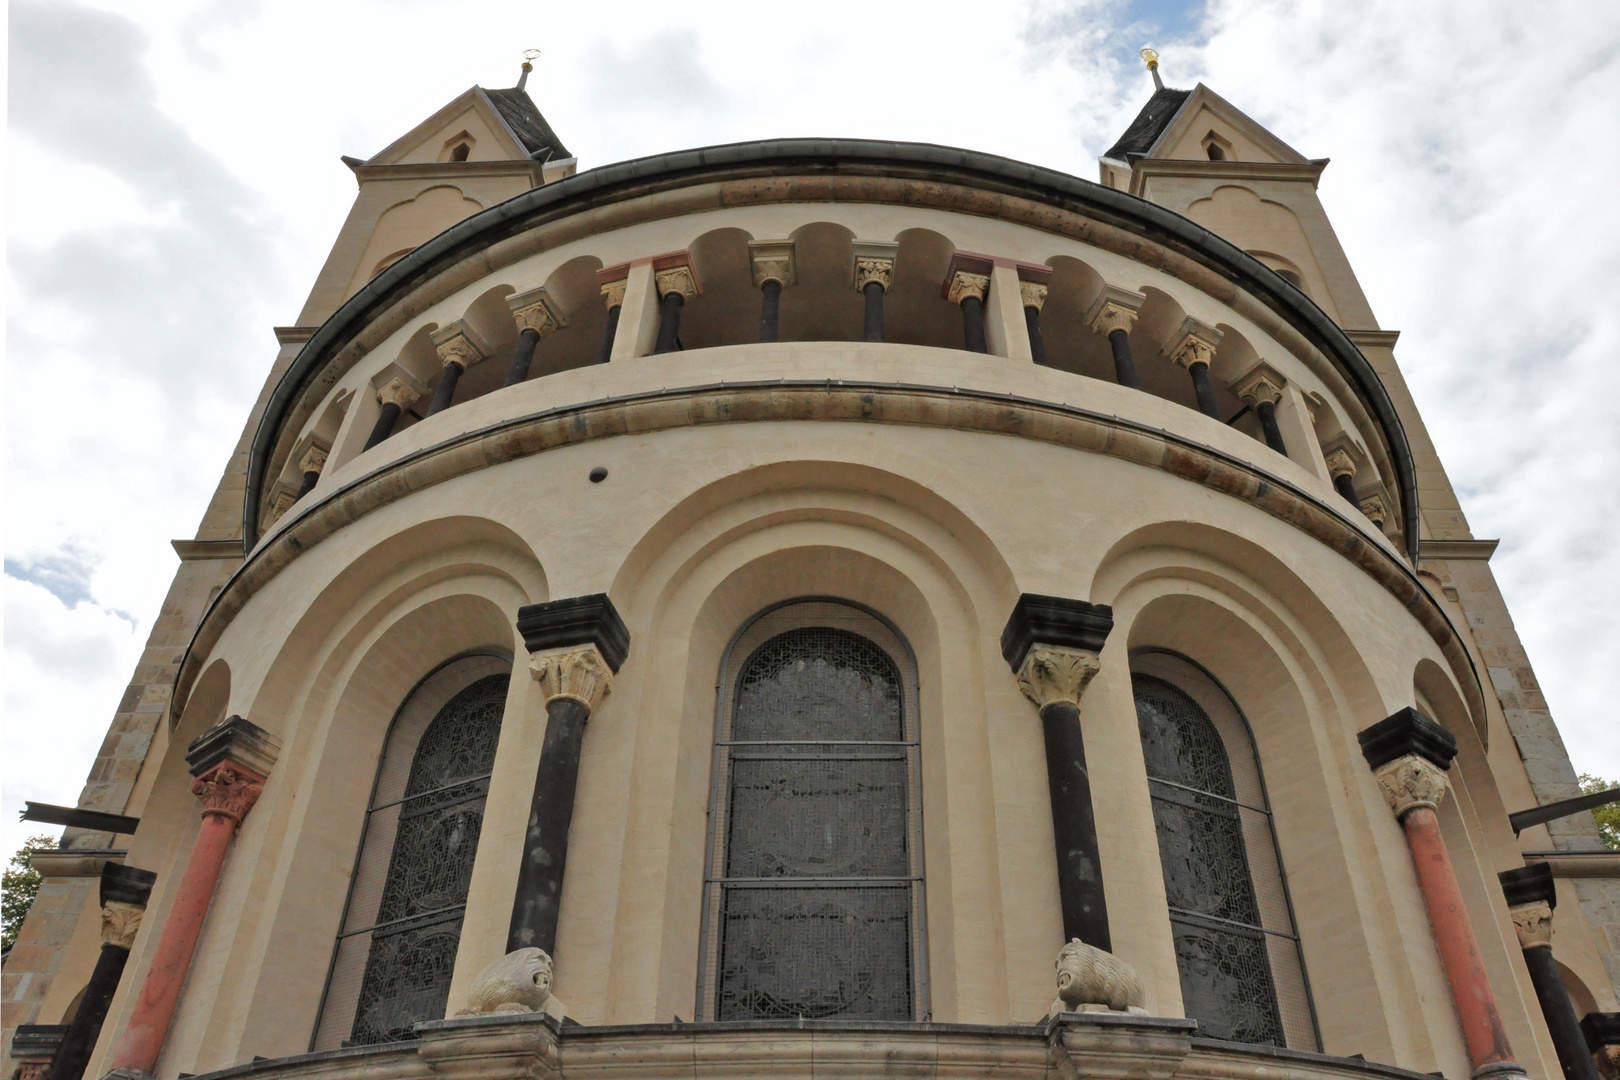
(456, 947, 558, 1016)
(1050, 938, 1148, 1016)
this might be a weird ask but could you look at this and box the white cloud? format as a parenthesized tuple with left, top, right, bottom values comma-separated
(5, 0, 1617, 862)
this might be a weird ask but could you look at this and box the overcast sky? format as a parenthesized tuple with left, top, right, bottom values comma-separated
(6, 0, 1618, 858)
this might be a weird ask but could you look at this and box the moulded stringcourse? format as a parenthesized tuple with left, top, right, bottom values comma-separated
(173, 379, 1487, 733)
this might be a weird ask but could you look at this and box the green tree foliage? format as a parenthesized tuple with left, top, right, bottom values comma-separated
(2, 836, 57, 951)
(1578, 774, 1620, 851)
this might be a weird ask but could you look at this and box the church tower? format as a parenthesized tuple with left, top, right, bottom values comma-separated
(6, 57, 1616, 1080)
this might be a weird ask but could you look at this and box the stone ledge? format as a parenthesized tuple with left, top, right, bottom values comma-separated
(1522, 851, 1620, 878)
(173, 1018, 1433, 1080)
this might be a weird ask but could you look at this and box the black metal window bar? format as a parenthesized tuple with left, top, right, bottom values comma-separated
(311, 667, 508, 1049)
(1133, 669, 1318, 1049)
(698, 603, 927, 1021)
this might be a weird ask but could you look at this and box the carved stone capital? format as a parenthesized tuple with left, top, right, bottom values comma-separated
(1051, 938, 1148, 1016)
(1016, 645, 1102, 711)
(507, 288, 567, 337)
(748, 240, 796, 288)
(1019, 281, 1049, 311)
(1373, 753, 1451, 820)
(1232, 362, 1286, 407)
(1324, 447, 1358, 480)
(1084, 284, 1147, 337)
(654, 266, 698, 300)
(1359, 493, 1389, 528)
(853, 257, 894, 292)
(431, 320, 492, 371)
(298, 444, 328, 475)
(376, 376, 423, 411)
(947, 271, 990, 306)
(102, 899, 144, 949)
(1509, 900, 1553, 950)
(529, 644, 613, 712)
(1164, 317, 1223, 369)
(190, 762, 266, 828)
(599, 278, 628, 309)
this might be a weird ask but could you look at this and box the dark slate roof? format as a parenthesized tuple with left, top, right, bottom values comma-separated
(1103, 87, 1191, 160)
(484, 87, 571, 161)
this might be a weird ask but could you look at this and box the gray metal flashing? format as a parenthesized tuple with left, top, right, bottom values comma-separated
(243, 137, 1421, 561)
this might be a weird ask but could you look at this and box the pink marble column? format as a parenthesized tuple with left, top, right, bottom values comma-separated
(108, 718, 278, 1078)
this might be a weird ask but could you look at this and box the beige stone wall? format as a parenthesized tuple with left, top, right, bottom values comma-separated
(78, 330, 1572, 1078)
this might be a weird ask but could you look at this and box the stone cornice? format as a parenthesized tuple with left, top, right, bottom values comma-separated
(1420, 539, 1499, 562)
(172, 538, 246, 561)
(1128, 157, 1328, 195)
(348, 160, 546, 185)
(246, 141, 1421, 560)
(183, 379, 1483, 737)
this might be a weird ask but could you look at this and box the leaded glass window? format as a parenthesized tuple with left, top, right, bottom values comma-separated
(698, 601, 927, 1021)
(1132, 652, 1318, 1049)
(312, 657, 510, 1049)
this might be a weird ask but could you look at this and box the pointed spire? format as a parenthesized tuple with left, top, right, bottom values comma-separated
(1139, 47, 1164, 91)
(517, 48, 540, 91)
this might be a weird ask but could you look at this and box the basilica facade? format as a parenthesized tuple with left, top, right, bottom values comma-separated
(5, 62, 1618, 1080)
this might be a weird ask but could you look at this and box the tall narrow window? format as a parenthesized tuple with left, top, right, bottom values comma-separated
(1132, 651, 1318, 1049)
(698, 600, 927, 1021)
(312, 656, 510, 1049)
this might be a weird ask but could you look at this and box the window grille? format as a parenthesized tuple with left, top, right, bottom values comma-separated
(697, 601, 927, 1021)
(1132, 654, 1318, 1049)
(312, 658, 510, 1049)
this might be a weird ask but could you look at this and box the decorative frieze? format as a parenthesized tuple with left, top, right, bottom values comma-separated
(506, 288, 568, 337)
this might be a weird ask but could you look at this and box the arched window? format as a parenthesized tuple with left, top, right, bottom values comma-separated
(312, 655, 510, 1049)
(697, 600, 927, 1021)
(1132, 651, 1318, 1048)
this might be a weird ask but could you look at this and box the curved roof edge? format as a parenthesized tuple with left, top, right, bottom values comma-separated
(245, 137, 1420, 559)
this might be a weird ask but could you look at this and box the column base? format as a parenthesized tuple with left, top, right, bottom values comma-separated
(101, 1069, 157, 1080)
(1472, 1061, 1530, 1080)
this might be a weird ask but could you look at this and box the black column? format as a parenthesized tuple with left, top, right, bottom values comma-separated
(1580, 1015, 1619, 1080)
(426, 362, 464, 416)
(506, 327, 541, 386)
(1333, 472, 1359, 504)
(1001, 594, 1115, 951)
(863, 281, 885, 342)
(961, 296, 987, 354)
(507, 594, 631, 957)
(51, 864, 157, 1080)
(759, 279, 782, 342)
(1188, 361, 1221, 419)
(597, 304, 622, 364)
(1025, 305, 1048, 366)
(362, 401, 402, 451)
(1108, 329, 1140, 389)
(1256, 401, 1288, 455)
(1499, 865, 1601, 1080)
(654, 291, 684, 354)
(295, 469, 319, 499)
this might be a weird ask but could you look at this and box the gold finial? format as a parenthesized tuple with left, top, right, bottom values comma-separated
(518, 49, 540, 91)
(1139, 47, 1164, 91)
